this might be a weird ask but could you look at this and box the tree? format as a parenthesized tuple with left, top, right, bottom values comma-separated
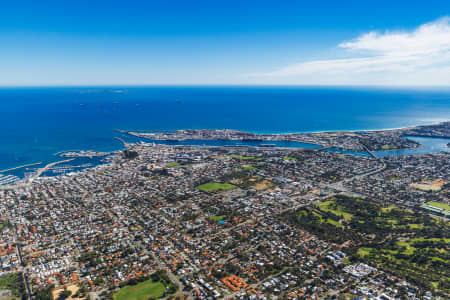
(34, 285, 55, 300)
(59, 289, 72, 299)
(167, 284, 177, 294)
(94, 277, 104, 286)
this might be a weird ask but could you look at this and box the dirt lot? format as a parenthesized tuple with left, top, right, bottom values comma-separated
(52, 284, 85, 300)
(251, 180, 273, 191)
(410, 179, 446, 191)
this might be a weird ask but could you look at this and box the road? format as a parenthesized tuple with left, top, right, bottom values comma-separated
(321, 160, 387, 195)
(12, 223, 32, 299)
(149, 251, 184, 290)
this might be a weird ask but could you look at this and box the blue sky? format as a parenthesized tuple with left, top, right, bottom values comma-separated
(1, 0, 449, 86)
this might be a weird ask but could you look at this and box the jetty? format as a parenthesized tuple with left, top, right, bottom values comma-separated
(53, 149, 83, 156)
(114, 136, 129, 148)
(27, 159, 75, 185)
(0, 162, 43, 173)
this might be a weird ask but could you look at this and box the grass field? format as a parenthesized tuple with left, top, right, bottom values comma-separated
(297, 209, 343, 228)
(237, 164, 256, 170)
(381, 145, 398, 150)
(381, 205, 396, 212)
(357, 247, 371, 257)
(359, 238, 450, 258)
(396, 241, 416, 255)
(231, 154, 256, 160)
(357, 237, 450, 291)
(297, 195, 450, 293)
(426, 201, 450, 211)
(311, 211, 343, 227)
(196, 182, 236, 192)
(165, 162, 180, 168)
(210, 215, 226, 222)
(325, 218, 342, 227)
(316, 200, 353, 221)
(283, 156, 297, 161)
(114, 279, 165, 300)
(231, 155, 264, 161)
(407, 223, 424, 229)
(0, 273, 25, 300)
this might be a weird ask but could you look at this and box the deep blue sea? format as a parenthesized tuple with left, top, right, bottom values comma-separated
(1, 86, 449, 178)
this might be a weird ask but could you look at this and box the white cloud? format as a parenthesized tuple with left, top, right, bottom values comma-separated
(245, 17, 450, 86)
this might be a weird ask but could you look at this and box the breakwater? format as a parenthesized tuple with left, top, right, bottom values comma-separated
(0, 162, 43, 173)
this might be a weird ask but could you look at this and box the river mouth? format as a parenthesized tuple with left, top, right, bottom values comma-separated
(124, 134, 449, 158)
(373, 136, 450, 157)
(1, 135, 448, 183)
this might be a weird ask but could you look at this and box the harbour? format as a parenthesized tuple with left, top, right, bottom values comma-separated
(0, 87, 449, 180)
(0, 174, 20, 185)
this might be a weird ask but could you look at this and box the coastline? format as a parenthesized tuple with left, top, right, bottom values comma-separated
(243, 120, 450, 135)
(127, 120, 449, 136)
(1, 121, 449, 180)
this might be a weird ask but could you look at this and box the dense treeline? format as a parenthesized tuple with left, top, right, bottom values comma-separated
(0, 272, 26, 299)
(289, 208, 350, 243)
(285, 195, 450, 295)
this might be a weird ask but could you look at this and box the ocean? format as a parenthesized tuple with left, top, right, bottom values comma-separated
(1, 86, 449, 176)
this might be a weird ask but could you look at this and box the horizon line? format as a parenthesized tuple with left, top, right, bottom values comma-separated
(1, 84, 450, 90)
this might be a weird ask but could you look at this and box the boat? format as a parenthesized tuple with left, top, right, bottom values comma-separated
(259, 143, 276, 147)
(0, 174, 20, 185)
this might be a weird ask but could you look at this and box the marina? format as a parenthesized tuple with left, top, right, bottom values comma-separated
(0, 174, 20, 185)
(0, 134, 449, 181)
(1, 87, 449, 180)
(2, 3, 450, 298)
(0, 162, 43, 173)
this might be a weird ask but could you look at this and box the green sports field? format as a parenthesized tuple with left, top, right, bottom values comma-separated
(196, 182, 236, 192)
(114, 279, 165, 300)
